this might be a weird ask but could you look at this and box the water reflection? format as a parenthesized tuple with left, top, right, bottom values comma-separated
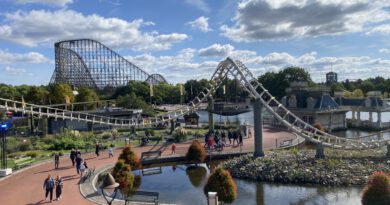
(119, 164, 363, 205)
(186, 166, 207, 188)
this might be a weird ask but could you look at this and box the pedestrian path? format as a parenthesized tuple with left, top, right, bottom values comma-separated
(0, 127, 295, 205)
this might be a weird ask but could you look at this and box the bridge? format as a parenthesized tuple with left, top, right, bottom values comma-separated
(1, 57, 390, 152)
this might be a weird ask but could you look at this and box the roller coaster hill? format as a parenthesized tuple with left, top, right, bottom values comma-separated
(1, 56, 390, 153)
(50, 39, 167, 91)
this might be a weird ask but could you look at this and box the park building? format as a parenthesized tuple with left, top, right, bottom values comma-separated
(280, 82, 348, 131)
(326, 71, 338, 85)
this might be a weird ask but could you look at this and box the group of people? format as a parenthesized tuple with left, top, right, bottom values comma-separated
(204, 128, 246, 151)
(95, 143, 114, 158)
(43, 174, 63, 202)
(70, 148, 90, 178)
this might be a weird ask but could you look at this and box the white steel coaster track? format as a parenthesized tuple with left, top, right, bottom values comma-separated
(0, 58, 389, 150)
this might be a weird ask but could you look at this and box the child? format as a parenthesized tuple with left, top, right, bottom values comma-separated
(171, 143, 176, 155)
(108, 147, 114, 158)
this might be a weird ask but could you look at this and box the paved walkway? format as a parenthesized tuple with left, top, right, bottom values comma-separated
(0, 127, 295, 205)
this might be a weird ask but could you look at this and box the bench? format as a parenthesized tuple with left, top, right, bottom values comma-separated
(142, 167, 162, 176)
(280, 139, 293, 147)
(124, 191, 159, 205)
(14, 157, 34, 169)
(141, 151, 161, 161)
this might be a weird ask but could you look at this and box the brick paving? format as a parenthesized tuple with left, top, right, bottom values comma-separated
(0, 127, 295, 205)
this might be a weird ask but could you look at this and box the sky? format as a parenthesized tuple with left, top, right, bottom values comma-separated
(1, 0, 390, 85)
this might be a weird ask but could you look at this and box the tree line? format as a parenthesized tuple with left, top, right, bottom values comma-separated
(0, 66, 389, 113)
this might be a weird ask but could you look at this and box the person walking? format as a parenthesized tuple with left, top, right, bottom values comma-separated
(95, 143, 100, 157)
(79, 158, 86, 178)
(108, 147, 114, 158)
(171, 143, 176, 155)
(55, 175, 63, 201)
(239, 132, 243, 146)
(43, 174, 55, 203)
(228, 129, 233, 144)
(75, 154, 82, 175)
(221, 130, 226, 144)
(70, 148, 76, 167)
(54, 152, 60, 169)
(233, 130, 239, 146)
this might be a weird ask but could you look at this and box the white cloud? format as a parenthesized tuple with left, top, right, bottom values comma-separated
(198, 44, 257, 59)
(199, 44, 234, 57)
(366, 24, 390, 35)
(3, 66, 32, 76)
(184, 0, 210, 13)
(379, 48, 390, 54)
(221, 0, 390, 42)
(0, 50, 50, 64)
(0, 10, 188, 51)
(14, 0, 73, 7)
(125, 46, 390, 84)
(186, 16, 212, 33)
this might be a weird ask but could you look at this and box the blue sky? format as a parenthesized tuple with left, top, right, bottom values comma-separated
(1, 0, 390, 85)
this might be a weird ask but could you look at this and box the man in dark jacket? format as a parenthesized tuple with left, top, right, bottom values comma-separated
(95, 143, 100, 157)
(43, 174, 55, 202)
(70, 148, 76, 167)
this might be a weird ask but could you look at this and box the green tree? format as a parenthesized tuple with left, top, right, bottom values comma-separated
(116, 93, 154, 116)
(258, 67, 312, 99)
(48, 83, 74, 104)
(184, 79, 209, 102)
(0, 84, 19, 100)
(25, 86, 49, 104)
(74, 87, 99, 110)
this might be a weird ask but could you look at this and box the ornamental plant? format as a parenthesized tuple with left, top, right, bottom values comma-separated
(362, 172, 390, 205)
(112, 160, 134, 190)
(313, 123, 325, 132)
(204, 167, 237, 203)
(186, 140, 206, 164)
(118, 146, 141, 169)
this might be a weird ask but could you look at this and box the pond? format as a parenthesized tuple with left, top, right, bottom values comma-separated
(100, 163, 363, 205)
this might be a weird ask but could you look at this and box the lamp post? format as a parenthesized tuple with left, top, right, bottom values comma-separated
(100, 173, 120, 205)
(0, 121, 12, 176)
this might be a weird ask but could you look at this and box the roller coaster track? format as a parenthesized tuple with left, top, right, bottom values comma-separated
(1, 58, 389, 150)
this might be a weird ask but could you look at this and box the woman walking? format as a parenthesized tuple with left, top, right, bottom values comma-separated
(55, 175, 63, 201)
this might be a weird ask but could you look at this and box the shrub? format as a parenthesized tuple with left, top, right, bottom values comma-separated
(145, 129, 155, 137)
(362, 172, 390, 205)
(112, 129, 118, 140)
(110, 143, 115, 148)
(118, 147, 141, 169)
(313, 123, 325, 132)
(18, 141, 32, 152)
(26, 151, 37, 158)
(101, 132, 112, 140)
(204, 167, 237, 203)
(174, 127, 188, 142)
(186, 140, 206, 164)
(112, 160, 134, 190)
(148, 136, 162, 141)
